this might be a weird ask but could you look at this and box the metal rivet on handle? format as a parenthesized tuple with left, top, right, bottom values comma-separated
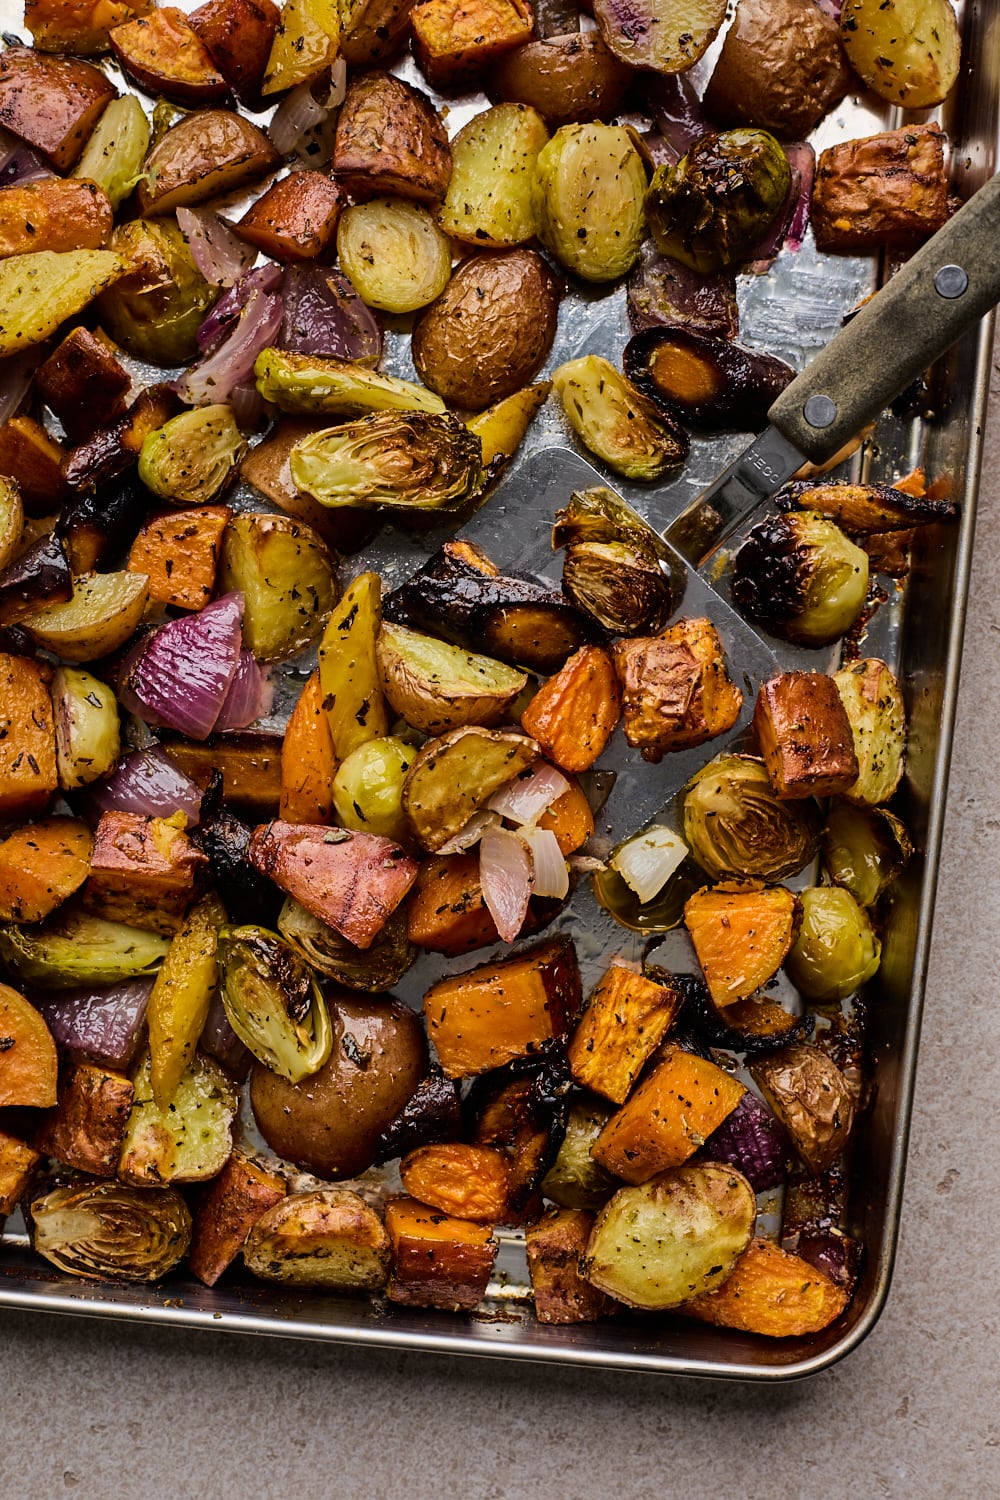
(803, 394, 838, 429)
(934, 264, 969, 299)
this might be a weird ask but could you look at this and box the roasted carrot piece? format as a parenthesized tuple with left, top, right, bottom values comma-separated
(127, 505, 231, 611)
(537, 775, 594, 855)
(423, 935, 582, 1078)
(567, 963, 683, 1104)
(683, 881, 800, 1009)
(591, 1045, 745, 1184)
(0, 815, 93, 923)
(385, 1195, 498, 1310)
(0, 982, 58, 1108)
(684, 1237, 850, 1337)
(279, 670, 337, 824)
(400, 1143, 511, 1222)
(526, 1207, 617, 1325)
(0, 1129, 40, 1216)
(520, 645, 621, 774)
(0, 416, 67, 513)
(0, 178, 113, 259)
(0, 653, 57, 818)
(83, 811, 206, 935)
(35, 1058, 134, 1177)
(188, 1149, 287, 1286)
(237, 171, 344, 262)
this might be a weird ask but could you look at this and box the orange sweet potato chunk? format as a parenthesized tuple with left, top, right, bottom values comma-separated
(567, 963, 682, 1105)
(0, 1129, 41, 1215)
(684, 1237, 850, 1337)
(0, 48, 117, 171)
(0, 982, 58, 1108)
(127, 506, 231, 611)
(411, 0, 533, 90)
(385, 1195, 498, 1310)
(592, 1045, 745, 1184)
(0, 815, 93, 923)
(520, 646, 621, 774)
(753, 672, 859, 800)
(0, 416, 68, 512)
(188, 1150, 287, 1286)
(110, 7, 230, 105)
(237, 171, 344, 262)
(25, 0, 154, 54)
(400, 1143, 511, 1222)
(0, 178, 113, 259)
(537, 776, 594, 855)
(683, 881, 800, 1009)
(0, 653, 58, 818)
(279, 670, 336, 825)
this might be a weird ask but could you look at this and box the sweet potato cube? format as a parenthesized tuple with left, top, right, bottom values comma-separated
(385, 1195, 498, 1310)
(110, 8, 231, 106)
(35, 328, 130, 444)
(400, 1143, 510, 1222)
(188, 1149, 287, 1286)
(127, 505, 231, 611)
(537, 776, 594, 855)
(0, 815, 93, 923)
(411, 0, 533, 91)
(0, 178, 113, 261)
(83, 811, 206, 935)
(592, 1045, 745, 1184)
(279, 670, 336, 824)
(0, 1129, 41, 1216)
(754, 671, 859, 799)
(247, 820, 419, 948)
(612, 618, 742, 762)
(567, 964, 683, 1104)
(683, 882, 801, 1009)
(0, 416, 68, 513)
(423, 935, 582, 1079)
(25, 0, 155, 53)
(0, 982, 57, 1108)
(0, 653, 58, 818)
(407, 852, 498, 956)
(189, 0, 280, 105)
(520, 646, 621, 775)
(0, 48, 117, 171)
(684, 1237, 849, 1337)
(237, 171, 343, 262)
(526, 1208, 617, 1325)
(811, 124, 948, 254)
(35, 1058, 134, 1177)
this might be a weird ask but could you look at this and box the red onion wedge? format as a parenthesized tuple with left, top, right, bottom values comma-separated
(86, 746, 204, 826)
(200, 985, 252, 1079)
(641, 72, 711, 158)
(213, 649, 273, 731)
(33, 980, 152, 1069)
(119, 592, 244, 741)
(703, 1090, 790, 1193)
(267, 81, 327, 156)
(479, 825, 534, 943)
(0, 129, 52, 186)
(627, 240, 739, 341)
(176, 207, 256, 287)
(196, 264, 284, 353)
(487, 762, 570, 826)
(0, 344, 45, 426)
(176, 285, 284, 406)
(278, 266, 382, 365)
(522, 826, 569, 900)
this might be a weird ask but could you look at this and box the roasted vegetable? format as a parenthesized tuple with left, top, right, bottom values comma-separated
(97, 219, 220, 366)
(402, 725, 539, 852)
(0, 249, 130, 358)
(194, 780, 282, 924)
(0, 981, 58, 1107)
(732, 513, 869, 647)
(30, 1180, 192, 1281)
(810, 124, 949, 254)
(63, 384, 182, 495)
(0, 652, 57, 817)
(608, 824, 689, 907)
(378, 622, 527, 736)
(465, 1045, 572, 1215)
(109, 7, 231, 106)
(332, 71, 451, 204)
(244, 1188, 391, 1289)
(411, 0, 533, 90)
(466, 381, 550, 475)
(551, 484, 674, 635)
(0, 533, 71, 625)
(374, 1070, 462, 1162)
(784, 886, 881, 1003)
(331, 736, 414, 842)
(490, 32, 632, 129)
(25, 0, 155, 53)
(70, 92, 151, 207)
(127, 505, 230, 612)
(278, 898, 415, 992)
(139, 406, 247, 507)
(593, 0, 726, 75)
(413, 250, 561, 411)
(840, 0, 960, 110)
(704, 0, 851, 139)
(317, 570, 389, 761)
(612, 618, 742, 761)
(774, 478, 958, 535)
(400, 1143, 510, 1222)
(337, 197, 452, 314)
(340, 0, 414, 65)
(236, 171, 343, 263)
(531, 123, 646, 282)
(262, 0, 338, 94)
(250, 993, 428, 1177)
(118, 1050, 238, 1185)
(520, 645, 620, 774)
(406, 851, 562, 955)
(552, 356, 688, 482)
(187, 1148, 286, 1287)
(527, 1207, 617, 1324)
(702, 1089, 790, 1193)
(289, 413, 482, 511)
(83, 810, 204, 935)
(0, 816, 92, 924)
(0, 479, 23, 573)
(833, 658, 906, 805)
(218, 924, 332, 1083)
(647, 129, 792, 275)
(623, 327, 794, 432)
(626, 240, 739, 341)
(218, 511, 336, 661)
(822, 802, 913, 908)
(0, 47, 117, 170)
(683, 881, 800, 1009)
(438, 103, 548, 247)
(36, 329, 130, 446)
(753, 672, 860, 800)
(279, 671, 335, 825)
(0, 910, 169, 989)
(567, 964, 682, 1104)
(136, 109, 280, 216)
(384, 1196, 498, 1310)
(0, 419, 66, 514)
(0, 178, 113, 260)
(20, 569, 149, 663)
(0, 1131, 41, 1216)
(685, 1236, 849, 1336)
(683, 754, 821, 882)
(581, 1163, 756, 1310)
(35, 1058, 134, 1178)
(189, 0, 280, 107)
(540, 1095, 617, 1210)
(146, 892, 224, 1109)
(255, 348, 446, 418)
(750, 1043, 856, 1174)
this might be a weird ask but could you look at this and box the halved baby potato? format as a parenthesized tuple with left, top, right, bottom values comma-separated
(377, 621, 528, 735)
(20, 570, 149, 662)
(402, 724, 539, 851)
(438, 102, 549, 247)
(243, 1187, 390, 1288)
(219, 511, 338, 662)
(136, 109, 280, 216)
(833, 658, 906, 806)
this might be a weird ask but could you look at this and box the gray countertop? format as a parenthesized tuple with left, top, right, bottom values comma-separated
(2, 356, 999, 1500)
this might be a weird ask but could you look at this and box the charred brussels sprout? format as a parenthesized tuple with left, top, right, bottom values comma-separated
(732, 511, 869, 646)
(822, 802, 913, 908)
(646, 130, 792, 275)
(254, 348, 447, 418)
(331, 736, 415, 841)
(552, 486, 674, 634)
(683, 754, 821, 882)
(30, 1181, 192, 1282)
(289, 413, 484, 511)
(218, 925, 333, 1083)
(552, 356, 688, 481)
(785, 886, 881, 1003)
(278, 899, 416, 993)
(97, 219, 220, 365)
(531, 123, 647, 282)
(138, 406, 247, 506)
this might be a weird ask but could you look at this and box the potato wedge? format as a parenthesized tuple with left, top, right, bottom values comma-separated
(833, 658, 906, 806)
(581, 1164, 756, 1310)
(377, 622, 527, 736)
(337, 197, 452, 315)
(402, 725, 540, 852)
(317, 570, 390, 760)
(136, 110, 280, 216)
(244, 1188, 390, 1288)
(0, 478, 23, 573)
(0, 250, 130, 358)
(219, 511, 337, 662)
(118, 1050, 238, 1186)
(0, 47, 117, 170)
(593, 0, 726, 74)
(146, 893, 225, 1111)
(34, 1058, 134, 1178)
(332, 71, 452, 205)
(750, 1044, 856, 1175)
(262, 0, 339, 96)
(466, 382, 550, 472)
(110, 8, 231, 106)
(20, 569, 150, 663)
(438, 103, 548, 247)
(51, 668, 119, 789)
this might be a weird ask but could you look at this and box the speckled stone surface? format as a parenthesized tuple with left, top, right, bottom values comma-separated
(3, 359, 1000, 1500)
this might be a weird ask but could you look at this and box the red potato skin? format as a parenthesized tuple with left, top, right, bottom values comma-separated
(247, 821, 420, 948)
(187, 1151, 287, 1286)
(109, 8, 232, 107)
(0, 48, 118, 170)
(189, 0, 280, 107)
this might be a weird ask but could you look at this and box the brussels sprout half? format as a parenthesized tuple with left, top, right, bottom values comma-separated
(683, 753, 822, 882)
(138, 406, 248, 507)
(290, 412, 484, 511)
(278, 899, 416, 994)
(822, 802, 913, 908)
(552, 485, 675, 634)
(0, 911, 170, 989)
(218, 925, 333, 1083)
(731, 511, 870, 647)
(30, 1180, 192, 1282)
(785, 886, 881, 1003)
(97, 219, 220, 366)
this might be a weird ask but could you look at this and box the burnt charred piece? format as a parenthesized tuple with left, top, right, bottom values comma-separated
(781, 1155, 860, 1290)
(374, 1071, 463, 1164)
(627, 240, 739, 341)
(623, 326, 794, 430)
(383, 539, 601, 674)
(193, 773, 283, 928)
(465, 1042, 572, 1216)
(57, 477, 150, 574)
(672, 971, 814, 1057)
(62, 385, 181, 495)
(0, 531, 72, 625)
(731, 511, 869, 648)
(773, 478, 959, 534)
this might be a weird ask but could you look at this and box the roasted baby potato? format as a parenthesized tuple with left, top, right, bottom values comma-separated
(218, 511, 337, 661)
(118, 1050, 238, 1186)
(97, 219, 220, 366)
(581, 1164, 757, 1310)
(750, 1043, 856, 1174)
(0, 46, 117, 170)
(0, 249, 130, 359)
(136, 109, 280, 216)
(51, 667, 120, 789)
(20, 569, 149, 663)
(332, 71, 452, 204)
(840, 0, 961, 110)
(337, 197, 453, 315)
(438, 102, 549, 247)
(109, 8, 231, 107)
(552, 356, 688, 481)
(377, 621, 528, 735)
(189, 0, 280, 106)
(411, 0, 533, 91)
(490, 32, 632, 129)
(244, 1188, 391, 1289)
(833, 658, 906, 805)
(593, 0, 726, 75)
(705, 0, 852, 140)
(532, 123, 647, 283)
(402, 725, 540, 851)
(340, 0, 415, 65)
